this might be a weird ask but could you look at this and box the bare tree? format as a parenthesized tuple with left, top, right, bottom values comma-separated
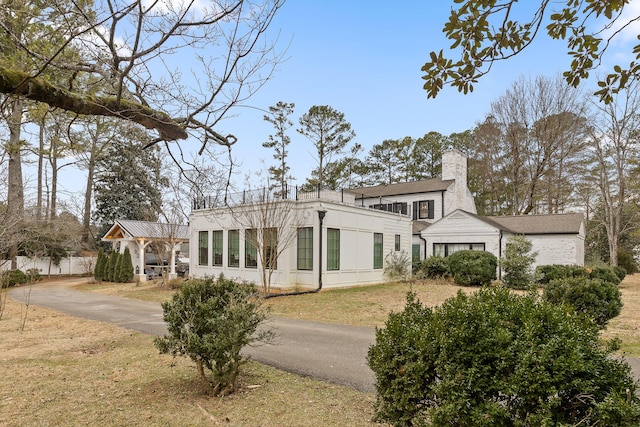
(0, 1, 286, 151)
(484, 75, 589, 215)
(583, 81, 640, 266)
(235, 187, 302, 295)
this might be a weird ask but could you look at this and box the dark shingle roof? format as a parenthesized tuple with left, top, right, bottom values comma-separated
(347, 178, 454, 198)
(413, 221, 431, 234)
(473, 212, 584, 235)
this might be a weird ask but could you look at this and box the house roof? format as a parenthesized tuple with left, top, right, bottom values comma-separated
(467, 211, 584, 235)
(347, 178, 454, 198)
(103, 219, 189, 241)
(412, 220, 431, 234)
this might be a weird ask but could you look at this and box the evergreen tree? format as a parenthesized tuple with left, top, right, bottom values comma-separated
(94, 249, 106, 281)
(93, 124, 168, 242)
(120, 247, 134, 282)
(298, 105, 356, 189)
(263, 101, 295, 198)
(113, 252, 123, 283)
(105, 252, 117, 282)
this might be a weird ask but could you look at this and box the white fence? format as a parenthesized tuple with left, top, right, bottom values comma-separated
(0, 256, 96, 276)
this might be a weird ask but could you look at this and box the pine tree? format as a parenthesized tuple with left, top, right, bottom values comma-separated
(120, 247, 134, 282)
(94, 249, 106, 281)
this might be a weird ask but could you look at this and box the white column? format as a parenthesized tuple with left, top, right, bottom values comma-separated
(167, 242, 179, 280)
(136, 239, 147, 282)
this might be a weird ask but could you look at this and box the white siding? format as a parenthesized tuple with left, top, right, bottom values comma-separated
(422, 211, 501, 259)
(526, 234, 585, 267)
(189, 199, 412, 289)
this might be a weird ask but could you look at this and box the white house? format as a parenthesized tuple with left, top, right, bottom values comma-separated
(188, 149, 585, 289)
(420, 210, 585, 275)
(347, 149, 477, 261)
(189, 191, 412, 289)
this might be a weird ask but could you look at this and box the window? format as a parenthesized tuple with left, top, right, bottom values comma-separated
(418, 200, 435, 219)
(245, 229, 258, 268)
(374, 233, 383, 269)
(264, 227, 278, 269)
(327, 228, 340, 271)
(433, 243, 485, 257)
(297, 227, 313, 270)
(395, 234, 401, 251)
(369, 202, 407, 215)
(412, 244, 421, 263)
(212, 230, 223, 266)
(228, 229, 239, 267)
(198, 231, 208, 266)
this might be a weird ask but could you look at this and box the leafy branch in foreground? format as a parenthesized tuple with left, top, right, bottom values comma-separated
(422, 1, 639, 103)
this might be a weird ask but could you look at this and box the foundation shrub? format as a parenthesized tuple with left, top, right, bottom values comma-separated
(447, 250, 496, 286)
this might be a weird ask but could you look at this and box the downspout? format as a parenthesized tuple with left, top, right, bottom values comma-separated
(419, 236, 427, 261)
(498, 230, 503, 280)
(265, 209, 327, 299)
(317, 210, 326, 291)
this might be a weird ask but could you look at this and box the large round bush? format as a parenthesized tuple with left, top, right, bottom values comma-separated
(367, 287, 639, 426)
(543, 277, 623, 328)
(447, 250, 497, 286)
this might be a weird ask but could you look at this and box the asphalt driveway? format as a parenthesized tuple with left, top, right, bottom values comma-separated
(7, 279, 376, 392)
(8, 278, 640, 393)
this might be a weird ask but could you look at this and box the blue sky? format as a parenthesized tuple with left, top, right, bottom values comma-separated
(218, 1, 585, 186)
(51, 1, 640, 204)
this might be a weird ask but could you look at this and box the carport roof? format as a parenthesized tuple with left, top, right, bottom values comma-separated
(103, 219, 189, 241)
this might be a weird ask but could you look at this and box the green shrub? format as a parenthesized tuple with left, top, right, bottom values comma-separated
(543, 277, 623, 328)
(500, 235, 537, 290)
(25, 268, 41, 282)
(614, 265, 628, 281)
(118, 247, 134, 283)
(414, 256, 450, 279)
(618, 249, 637, 274)
(154, 276, 274, 396)
(448, 250, 497, 286)
(367, 287, 640, 426)
(1, 269, 28, 287)
(383, 251, 411, 282)
(589, 266, 622, 286)
(94, 250, 106, 281)
(535, 264, 588, 285)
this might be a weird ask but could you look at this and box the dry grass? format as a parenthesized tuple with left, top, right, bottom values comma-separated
(5, 274, 639, 426)
(0, 298, 382, 426)
(264, 279, 475, 327)
(601, 274, 640, 356)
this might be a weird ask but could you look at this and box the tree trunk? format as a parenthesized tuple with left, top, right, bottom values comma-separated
(37, 114, 45, 221)
(6, 98, 25, 269)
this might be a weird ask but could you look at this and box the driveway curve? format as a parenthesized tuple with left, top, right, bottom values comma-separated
(9, 279, 640, 393)
(8, 279, 376, 392)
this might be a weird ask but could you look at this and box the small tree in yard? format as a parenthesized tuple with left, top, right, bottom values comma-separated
(384, 251, 411, 282)
(501, 235, 537, 289)
(368, 287, 640, 426)
(154, 276, 274, 396)
(94, 250, 106, 281)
